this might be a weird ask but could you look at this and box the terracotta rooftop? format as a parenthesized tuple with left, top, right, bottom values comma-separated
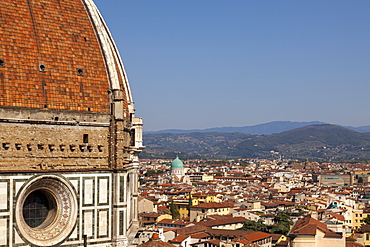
(175, 225, 208, 236)
(189, 232, 210, 239)
(290, 215, 342, 238)
(169, 234, 189, 243)
(346, 237, 364, 247)
(328, 212, 345, 222)
(139, 212, 164, 218)
(244, 232, 272, 242)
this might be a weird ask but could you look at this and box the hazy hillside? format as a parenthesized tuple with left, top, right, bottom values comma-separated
(145, 121, 370, 135)
(145, 121, 325, 135)
(140, 124, 370, 161)
(346, 125, 370, 133)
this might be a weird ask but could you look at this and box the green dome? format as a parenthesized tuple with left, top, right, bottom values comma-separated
(171, 157, 184, 169)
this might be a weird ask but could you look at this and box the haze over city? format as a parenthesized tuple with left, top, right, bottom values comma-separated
(94, 0, 370, 131)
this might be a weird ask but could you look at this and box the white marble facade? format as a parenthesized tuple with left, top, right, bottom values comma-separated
(0, 171, 137, 247)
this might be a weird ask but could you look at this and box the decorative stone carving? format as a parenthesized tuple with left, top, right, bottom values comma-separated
(15, 175, 78, 246)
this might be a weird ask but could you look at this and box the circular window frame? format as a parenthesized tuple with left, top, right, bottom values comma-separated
(15, 175, 78, 246)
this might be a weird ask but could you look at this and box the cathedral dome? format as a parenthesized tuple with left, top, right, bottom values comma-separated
(171, 157, 184, 169)
(0, 1, 143, 246)
(0, 0, 133, 116)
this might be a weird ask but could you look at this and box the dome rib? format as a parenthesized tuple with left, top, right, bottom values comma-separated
(82, 0, 134, 113)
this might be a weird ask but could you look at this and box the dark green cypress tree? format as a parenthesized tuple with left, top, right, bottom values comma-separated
(170, 201, 180, 219)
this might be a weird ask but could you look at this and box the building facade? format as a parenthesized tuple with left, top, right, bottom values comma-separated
(0, 0, 143, 246)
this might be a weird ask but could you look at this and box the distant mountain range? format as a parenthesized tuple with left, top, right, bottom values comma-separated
(141, 124, 370, 161)
(145, 121, 370, 135)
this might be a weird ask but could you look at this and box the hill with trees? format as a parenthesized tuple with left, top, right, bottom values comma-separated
(140, 124, 370, 161)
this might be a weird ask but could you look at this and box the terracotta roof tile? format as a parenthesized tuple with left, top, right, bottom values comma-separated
(191, 202, 233, 209)
(169, 234, 189, 243)
(290, 215, 342, 238)
(244, 232, 272, 242)
(175, 225, 208, 236)
(189, 232, 210, 239)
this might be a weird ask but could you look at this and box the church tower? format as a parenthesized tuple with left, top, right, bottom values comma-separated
(0, 0, 143, 246)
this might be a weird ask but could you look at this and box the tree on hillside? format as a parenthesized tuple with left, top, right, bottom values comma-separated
(270, 223, 291, 235)
(239, 213, 293, 236)
(270, 212, 294, 235)
(145, 169, 165, 177)
(240, 219, 268, 232)
(273, 212, 293, 225)
(188, 194, 193, 207)
(170, 201, 180, 219)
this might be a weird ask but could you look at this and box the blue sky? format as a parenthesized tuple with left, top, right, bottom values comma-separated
(94, 0, 370, 131)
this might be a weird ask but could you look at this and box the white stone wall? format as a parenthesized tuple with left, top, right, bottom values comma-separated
(0, 172, 133, 247)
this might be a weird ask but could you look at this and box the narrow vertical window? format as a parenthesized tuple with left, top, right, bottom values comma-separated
(130, 129, 135, 146)
(83, 134, 89, 143)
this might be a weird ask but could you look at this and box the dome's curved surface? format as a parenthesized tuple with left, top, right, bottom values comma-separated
(0, 1, 143, 246)
(0, 0, 132, 114)
(171, 157, 184, 169)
